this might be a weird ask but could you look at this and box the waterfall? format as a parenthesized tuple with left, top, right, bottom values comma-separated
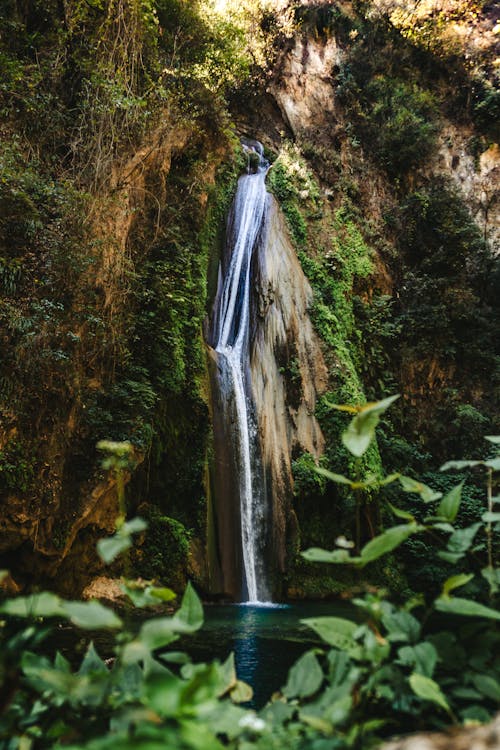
(209, 141, 270, 603)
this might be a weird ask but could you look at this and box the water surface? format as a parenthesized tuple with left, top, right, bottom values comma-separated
(181, 600, 355, 708)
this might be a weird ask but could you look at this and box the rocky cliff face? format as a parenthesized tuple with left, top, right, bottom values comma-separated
(1, 0, 497, 598)
(250, 195, 327, 593)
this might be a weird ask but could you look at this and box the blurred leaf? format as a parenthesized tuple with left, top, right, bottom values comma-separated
(442, 574, 474, 596)
(302, 548, 357, 564)
(62, 601, 122, 630)
(398, 642, 437, 677)
(359, 524, 421, 565)
(471, 674, 500, 702)
(481, 567, 500, 594)
(342, 395, 399, 457)
(485, 435, 500, 445)
(437, 482, 463, 522)
(409, 673, 450, 712)
(302, 617, 362, 659)
(315, 467, 353, 485)
(435, 597, 500, 621)
(382, 610, 420, 643)
(440, 460, 483, 471)
(175, 582, 203, 631)
(98, 535, 132, 565)
(387, 503, 414, 521)
(399, 475, 442, 502)
(0, 592, 65, 619)
(230, 680, 253, 704)
(283, 651, 323, 699)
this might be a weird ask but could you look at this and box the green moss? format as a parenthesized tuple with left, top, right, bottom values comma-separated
(0, 439, 35, 493)
(133, 505, 191, 591)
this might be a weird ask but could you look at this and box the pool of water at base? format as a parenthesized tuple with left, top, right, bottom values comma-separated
(178, 600, 356, 708)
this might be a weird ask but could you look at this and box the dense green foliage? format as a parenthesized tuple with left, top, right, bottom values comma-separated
(0, 408, 498, 749)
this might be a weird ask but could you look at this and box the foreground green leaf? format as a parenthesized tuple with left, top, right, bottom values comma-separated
(409, 673, 450, 712)
(342, 395, 400, 457)
(435, 596, 500, 620)
(359, 524, 421, 565)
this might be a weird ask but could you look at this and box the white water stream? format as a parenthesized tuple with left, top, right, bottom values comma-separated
(212, 142, 269, 603)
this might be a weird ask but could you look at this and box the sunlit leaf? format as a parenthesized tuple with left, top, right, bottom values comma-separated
(484, 458, 500, 471)
(440, 460, 483, 471)
(485, 435, 500, 445)
(301, 548, 357, 564)
(175, 582, 203, 631)
(442, 574, 473, 596)
(62, 601, 122, 630)
(409, 673, 450, 712)
(0, 592, 65, 619)
(230, 680, 253, 703)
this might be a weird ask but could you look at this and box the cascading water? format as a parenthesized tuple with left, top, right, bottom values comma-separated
(209, 141, 270, 603)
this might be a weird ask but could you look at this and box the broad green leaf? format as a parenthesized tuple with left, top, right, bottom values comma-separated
(461, 705, 492, 723)
(382, 610, 420, 643)
(409, 673, 450, 712)
(440, 460, 483, 471)
(62, 601, 122, 630)
(122, 517, 147, 534)
(485, 458, 500, 471)
(398, 642, 437, 677)
(359, 524, 421, 565)
(435, 596, 500, 621)
(301, 548, 355, 564)
(54, 652, 71, 673)
(122, 583, 176, 608)
(437, 482, 463, 522)
(327, 650, 351, 687)
(97, 535, 131, 565)
(387, 502, 414, 521)
(482, 512, 500, 523)
(175, 582, 203, 631)
(138, 618, 181, 651)
(302, 616, 362, 658)
(481, 567, 500, 594)
(431, 522, 455, 533)
(399, 475, 442, 502)
(485, 435, 500, 445)
(342, 395, 399, 457)
(217, 653, 237, 697)
(438, 523, 481, 564)
(283, 650, 323, 699)
(471, 674, 500, 702)
(78, 643, 108, 676)
(0, 592, 66, 619)
(437, 551, 463, 564)
(442, 574, 474, 596)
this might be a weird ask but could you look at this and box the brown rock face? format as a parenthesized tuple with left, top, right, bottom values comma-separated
(250, 196, 327, 596)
